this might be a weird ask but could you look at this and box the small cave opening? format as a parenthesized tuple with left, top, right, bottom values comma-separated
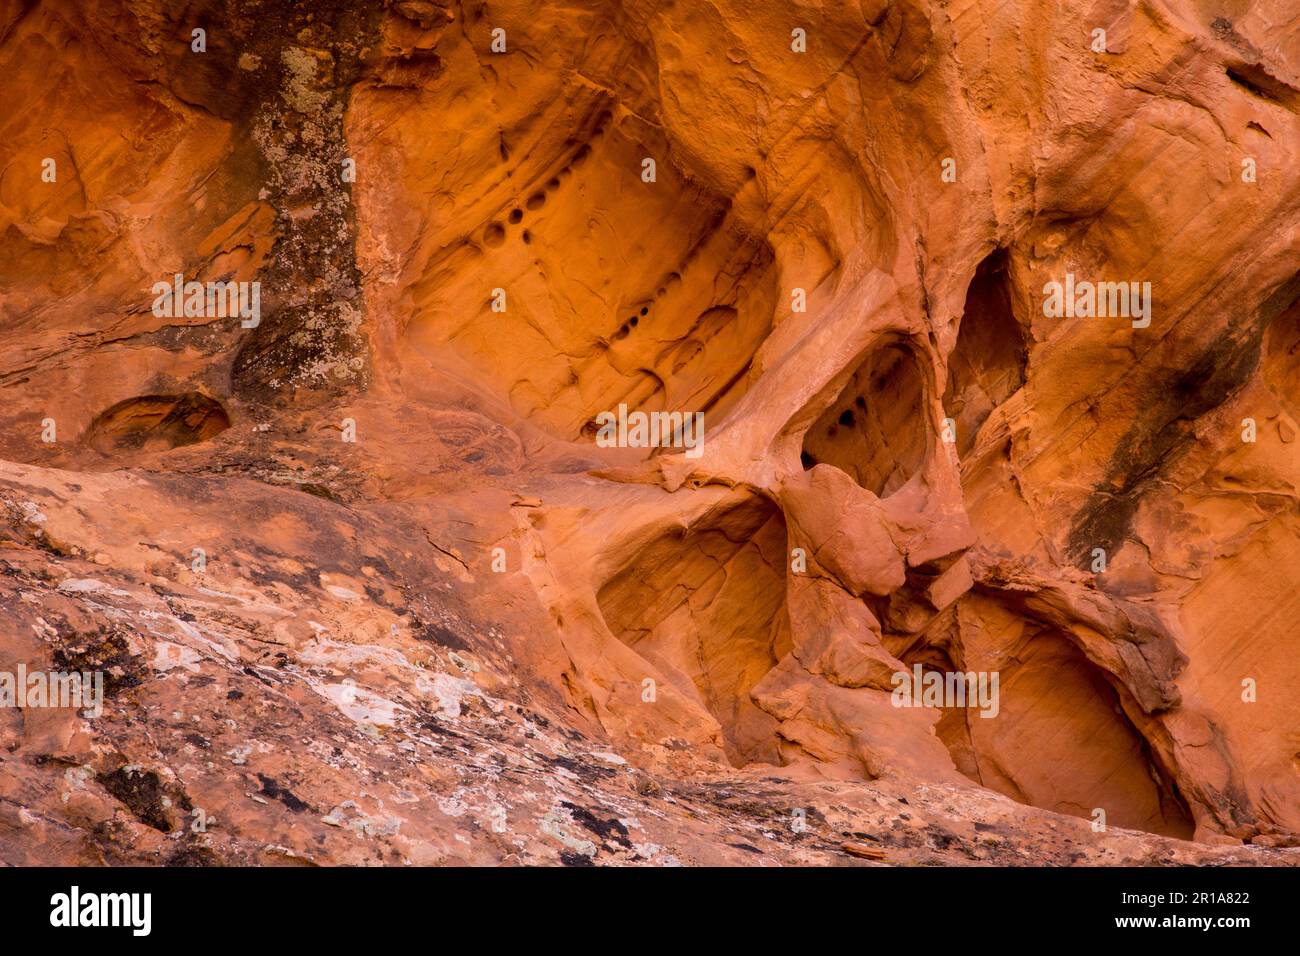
(1262, 282, 1300, 421)
(86, 392, 231, 454)
(942, 250, 1028, 457)
(800, 343, 928, 496)
(897, 596, 1194, 839)
(596, 495, 789, 767)
(1225, 62, 1300, 110)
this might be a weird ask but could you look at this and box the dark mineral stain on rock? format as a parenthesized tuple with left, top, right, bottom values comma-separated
(257, 773, 314, 813)
(1067, 322, 1267, 564)
(223, 0, 385, 406)
(96, 766, 184, 833)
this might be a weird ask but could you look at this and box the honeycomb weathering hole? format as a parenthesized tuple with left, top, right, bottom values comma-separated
(86, 393, 231, 454)
(596, 496, 789, 767)
(800, 344, 928, 496)
(403, 105, 780, 444)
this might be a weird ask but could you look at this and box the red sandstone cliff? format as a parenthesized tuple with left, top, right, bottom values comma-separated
(0, 0, 1297, 865)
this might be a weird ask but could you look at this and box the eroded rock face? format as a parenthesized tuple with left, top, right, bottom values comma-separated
(0, 0, 1297, 864)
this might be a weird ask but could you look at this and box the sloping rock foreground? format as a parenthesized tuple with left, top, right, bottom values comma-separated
(0, 0, 1297, 864)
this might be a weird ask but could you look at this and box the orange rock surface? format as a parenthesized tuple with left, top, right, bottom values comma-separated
(0, 0, 1297, 865)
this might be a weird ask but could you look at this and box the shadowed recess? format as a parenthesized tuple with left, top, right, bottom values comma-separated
(801, 344, 928, 496)
(597, 495, 789, 768)
(943, 249, 1028, 456)
(86, 393, 231, 454)
(899, 596, 1194, 839)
